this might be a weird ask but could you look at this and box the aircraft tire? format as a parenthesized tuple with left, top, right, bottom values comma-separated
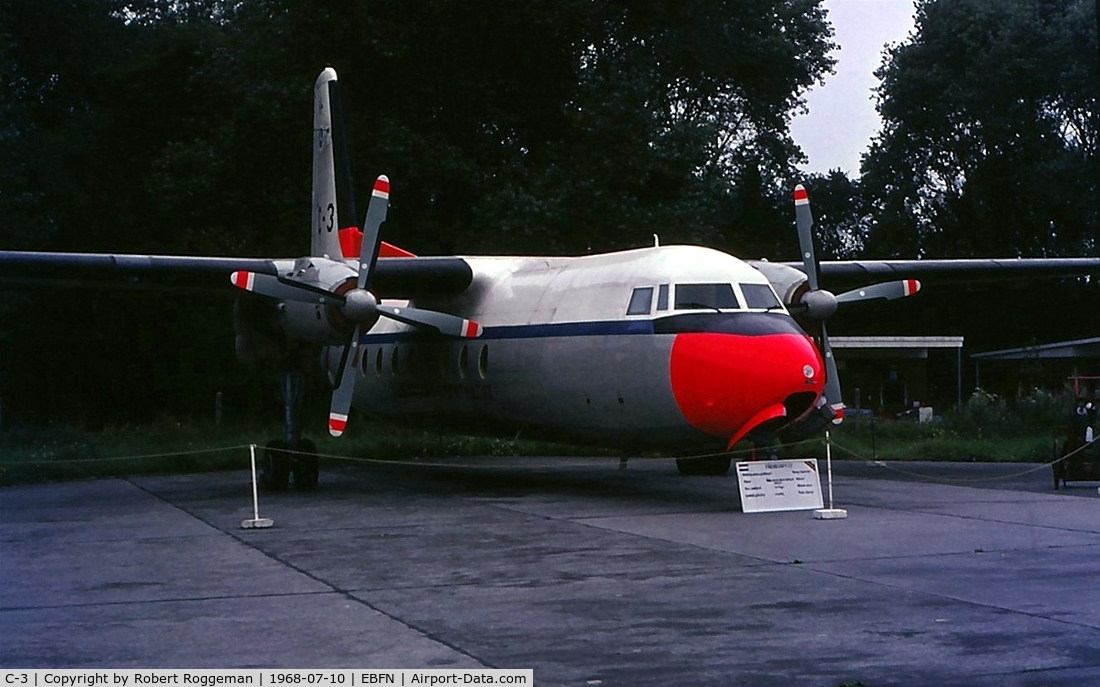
(263, 440, 292, 491)
(292, 440, 319, 491)
(675, 455, 732, 477)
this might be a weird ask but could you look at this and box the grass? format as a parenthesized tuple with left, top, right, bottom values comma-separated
(0, 418, 605, 486)
(790, 386, 1071, 464)
(818, 418, 1061, 464)
(0, 387, 1073, 486)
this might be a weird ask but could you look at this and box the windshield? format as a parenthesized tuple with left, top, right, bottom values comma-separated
(741, 283, 782, 310)
(674, 283, 740, 311)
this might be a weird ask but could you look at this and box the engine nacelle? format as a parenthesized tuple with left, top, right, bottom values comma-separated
(749, 260, 840, 321)
(748, 260, 809, 306)
(272, 256, 379, 345)
(278, 300, 349, 345)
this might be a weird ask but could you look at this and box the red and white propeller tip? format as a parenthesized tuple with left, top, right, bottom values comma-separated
(230, 271, 256, 291)
(328, 412, 348, 437)
(372, 175, 390, 200)
(462, 320, 482, 338)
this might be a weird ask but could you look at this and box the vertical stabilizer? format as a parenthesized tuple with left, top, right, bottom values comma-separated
(311, 68, 359, 259)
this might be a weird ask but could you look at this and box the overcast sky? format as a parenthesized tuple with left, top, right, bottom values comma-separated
(789, 0, 918, 176)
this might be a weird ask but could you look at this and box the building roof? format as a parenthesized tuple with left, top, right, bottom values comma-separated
(831, 336, 965, 349)
(972, 337, 1100, 361)
(830, 336, 965, 361)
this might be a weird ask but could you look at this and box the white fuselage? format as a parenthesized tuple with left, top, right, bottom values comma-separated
(323, 245, 826, 451)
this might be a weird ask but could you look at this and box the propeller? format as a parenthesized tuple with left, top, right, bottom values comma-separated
(792, 184, 922, 424)
(793, 185, 844, 423)
(230, 175, 482, 437)
(326, 176, 389, 437)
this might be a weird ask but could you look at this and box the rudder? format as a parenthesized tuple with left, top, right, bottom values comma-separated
(311, 68, 359, 259)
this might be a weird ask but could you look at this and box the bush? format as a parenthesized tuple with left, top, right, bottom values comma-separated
(948, 388, 1009, 434)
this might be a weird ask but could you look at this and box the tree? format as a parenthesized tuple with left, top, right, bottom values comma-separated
(0, 0, 837, 424)
(861, 0, 1099, 259)
(799, 170, 870, 259)
(465, 0, 838, 256)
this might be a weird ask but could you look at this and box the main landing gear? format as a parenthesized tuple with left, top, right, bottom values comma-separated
(675, 455, 732, 476)
(262, 371, 319, 491)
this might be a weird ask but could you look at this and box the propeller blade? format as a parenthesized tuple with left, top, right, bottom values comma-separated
(358, 175, 390, 290)
(836, 279, 921, 305)
(230, 271, 346, 307)
(795, 184, 842, 423)
(820, 323, 844, 424)
(378, 304, 483, 338)
(328, 327, 360, 437)
(327, 174, 394, 439)
(793, 184, 820, 291)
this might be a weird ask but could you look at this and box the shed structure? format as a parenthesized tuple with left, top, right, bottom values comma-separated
(831, 336, 965, 416)
(972, 337, 1100, 396)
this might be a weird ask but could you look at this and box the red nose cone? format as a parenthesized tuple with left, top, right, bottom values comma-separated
(670, 331, 824, 446)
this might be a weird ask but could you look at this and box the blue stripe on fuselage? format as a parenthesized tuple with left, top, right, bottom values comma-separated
(359, 312, 803, 344)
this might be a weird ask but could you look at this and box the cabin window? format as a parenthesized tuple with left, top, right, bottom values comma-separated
(657, 284, 669, 311)
(741, 283, 782, 310)
(626, 287, 654, 315)
(478, 344, 489, 379)
(674, 283, 740, 310)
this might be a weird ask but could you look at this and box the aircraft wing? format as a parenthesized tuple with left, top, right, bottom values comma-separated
(0, 250, 473, 298)
(797, 258, 1100, 287)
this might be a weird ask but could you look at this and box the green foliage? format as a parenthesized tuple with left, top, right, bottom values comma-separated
(0, 418, 608, 486)
(951, 387, 1010, 432)
(946, 386, 1072, 435)
(1012, 385, 1072, 429)
(823, 385, 1073, 463)
(0, 0, 837, 425)
(861, 0, 1099, 259)
(0, 0, 839, 258)
(828, 419, 1056, 463)
(793, 170, 870, 258)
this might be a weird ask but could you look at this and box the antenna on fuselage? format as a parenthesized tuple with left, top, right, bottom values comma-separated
(653, 234, 660, 247)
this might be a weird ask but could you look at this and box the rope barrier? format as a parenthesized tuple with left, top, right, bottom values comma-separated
(255, 435, 826, 471)
(826, 435, 1096, 485)
(0, 443, 254, 466)
(1, 431, 1088, 489)
(0, 434, 820, 472)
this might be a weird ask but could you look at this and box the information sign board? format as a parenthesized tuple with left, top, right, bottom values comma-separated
(735, 458, 824, 513)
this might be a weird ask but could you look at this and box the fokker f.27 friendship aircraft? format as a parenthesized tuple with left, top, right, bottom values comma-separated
(4, 68, 1100, 489)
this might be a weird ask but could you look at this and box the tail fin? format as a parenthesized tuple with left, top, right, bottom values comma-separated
(311, 67, 416, 260)
(311, 68, 359, 259)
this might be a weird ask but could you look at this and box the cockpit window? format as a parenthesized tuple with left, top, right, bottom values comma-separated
(741, 283, 782, 310)
(657, 284, 669, 311)
(674, 283, 740, 311)
(626, 287, 654, 315)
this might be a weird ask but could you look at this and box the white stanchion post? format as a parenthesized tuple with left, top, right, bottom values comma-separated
(241, 444, 274, 529)
(814, 430, 848, 520)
